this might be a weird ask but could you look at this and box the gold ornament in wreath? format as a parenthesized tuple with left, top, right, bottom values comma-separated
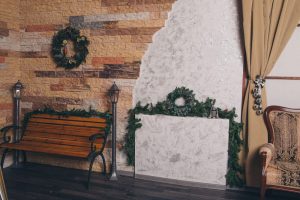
(51, 27, 89, 69)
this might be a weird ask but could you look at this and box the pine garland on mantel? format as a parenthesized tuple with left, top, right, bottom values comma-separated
(124, 87, 244, 187)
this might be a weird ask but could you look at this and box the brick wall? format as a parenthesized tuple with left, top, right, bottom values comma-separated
(16, 0, 175, 171)
(0, 0, 21, 126)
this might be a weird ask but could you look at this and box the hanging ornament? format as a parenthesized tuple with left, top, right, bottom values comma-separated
(252, 75, 265, 115)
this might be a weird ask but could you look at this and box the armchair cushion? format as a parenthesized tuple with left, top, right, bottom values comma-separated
(266, 161, 300, 187)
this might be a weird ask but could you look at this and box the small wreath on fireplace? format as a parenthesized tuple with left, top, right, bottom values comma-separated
(165, 87, 196, 116)
(51, 26, 89, 69)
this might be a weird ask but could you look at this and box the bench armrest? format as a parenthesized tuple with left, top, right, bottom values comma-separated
(259, 143, 274, 176)
(89, 133, 105, 141)
(0, 125, 21, 143)
(89, 133, 107, 153)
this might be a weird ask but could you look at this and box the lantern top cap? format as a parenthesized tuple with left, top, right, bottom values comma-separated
(13, 80, 24, 89)
(109, 82, 120, 92)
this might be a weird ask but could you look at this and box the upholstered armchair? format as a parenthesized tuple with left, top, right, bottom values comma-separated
(259, 106, 300, 200)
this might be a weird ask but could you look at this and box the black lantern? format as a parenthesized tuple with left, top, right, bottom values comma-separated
(108, 82, 120, 181)
(108, 82, 120, 103)
(13, 80, 23, 99)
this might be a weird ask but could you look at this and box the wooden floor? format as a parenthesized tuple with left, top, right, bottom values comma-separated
(2, 163, 300, 200)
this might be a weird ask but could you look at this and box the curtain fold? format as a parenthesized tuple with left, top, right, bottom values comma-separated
(0, 169, 8, 200)
(242, 0, 300, 186)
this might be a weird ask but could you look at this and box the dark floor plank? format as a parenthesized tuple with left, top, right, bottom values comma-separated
(3, 163, 300, 200)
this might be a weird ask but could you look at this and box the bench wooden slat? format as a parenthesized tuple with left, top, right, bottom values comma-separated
(27, 123, 105, 131)
(26, 123, 104, 133)
(1, 143, 89, 158)
(22, 135, 103, 149)
(18, 140, 89, 150)
(26, 126, 105, 137)
(23, 131, 91, 142)
(29, 118, 106, 128)
(24, 131, 89, 142)
(25, 129, 105, 138)
(31, 114, 108, 123)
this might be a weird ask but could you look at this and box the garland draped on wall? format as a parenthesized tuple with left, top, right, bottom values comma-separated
(124, 87, 244, 187)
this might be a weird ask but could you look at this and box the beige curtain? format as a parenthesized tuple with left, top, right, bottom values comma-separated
(242, 0, 300, 187)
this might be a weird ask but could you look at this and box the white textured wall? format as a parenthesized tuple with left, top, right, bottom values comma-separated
(267, 28, 300, 108)
(269, 28, 300, 76)
(135, 115, 229, 186)
(134, 0, 244, 117)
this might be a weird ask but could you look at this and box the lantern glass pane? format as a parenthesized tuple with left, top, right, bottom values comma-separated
(115, 91, 119, 102)
(15, 89, 21, 98)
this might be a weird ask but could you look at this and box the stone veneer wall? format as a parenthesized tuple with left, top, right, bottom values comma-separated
(15, 0, 175, 171)
(0, 0, 21, 168)
(0, 0, 21, 127)
(0, 0, 21, 126)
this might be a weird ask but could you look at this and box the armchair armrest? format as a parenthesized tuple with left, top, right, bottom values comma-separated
(0, 125, 21, 144)
(259, 143, 274, 175)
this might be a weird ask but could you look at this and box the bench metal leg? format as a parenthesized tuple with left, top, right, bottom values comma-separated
(87, 152, 107, 189)
(1, 149, 9, 169)
(87, 154, 97, 189)
(21, 150, 27, 163)
(100, 153, 106, 175)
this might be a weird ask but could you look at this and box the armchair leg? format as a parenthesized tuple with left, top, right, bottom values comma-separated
(260, 175, 267, 200)
(1, 148, 8, 169)
(260, 187, 266, 200)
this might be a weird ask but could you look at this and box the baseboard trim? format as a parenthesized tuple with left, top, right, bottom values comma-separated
(227, 186, 259, 194)
(119, 171, 260, 192)
(118, 170, 134, 177)
(134, 173, 226, 190)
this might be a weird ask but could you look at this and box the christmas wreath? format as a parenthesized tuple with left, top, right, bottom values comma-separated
(51, 27, 89, 69)
(165, 87, 196, 116)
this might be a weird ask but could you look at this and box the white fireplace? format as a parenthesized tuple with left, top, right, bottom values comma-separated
(135, 114, 229, 186)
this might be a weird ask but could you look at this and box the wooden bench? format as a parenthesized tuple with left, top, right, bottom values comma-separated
(0, 113, 111, 188)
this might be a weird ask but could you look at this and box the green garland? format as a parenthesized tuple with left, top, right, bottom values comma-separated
(124, 87, 244, 187)
(22, 106, 111, 132)
(51, 26, 89, 69)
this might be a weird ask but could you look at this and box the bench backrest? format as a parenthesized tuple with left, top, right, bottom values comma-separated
(22, 114, 110, 149)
